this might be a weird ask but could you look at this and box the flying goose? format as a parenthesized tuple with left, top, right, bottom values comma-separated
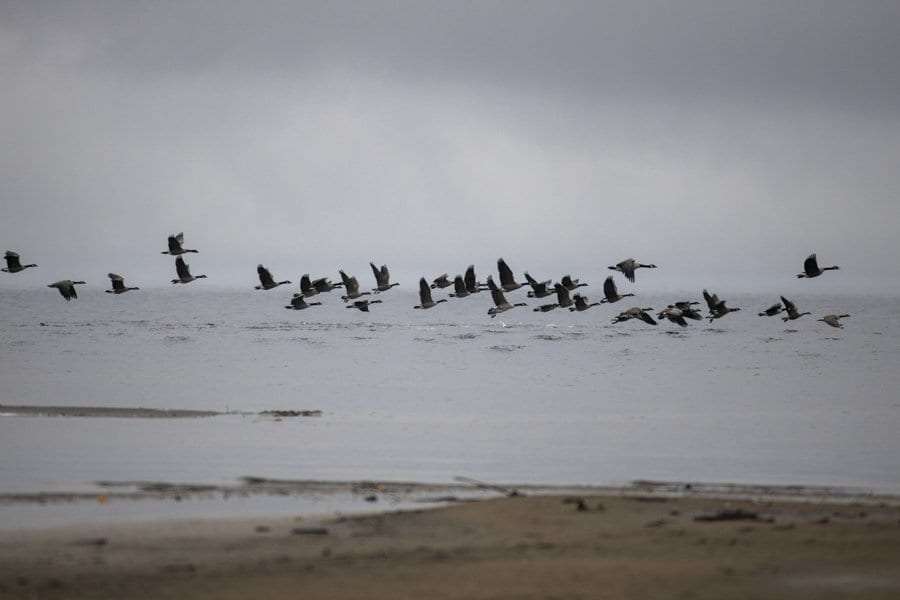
(612, 307, 657, 325)
(464, 265, 490, 294)
(2, 251, 37, 273)
(345, 299, 382, 312)
(554, 283, 574, 309)
(570, 293, 601, 312)
(497, 258, 525, 292)
(171, 256, 207, 284)
(600, 276, 635, 303)
(703, 289, 740, 321)
(798, 253, 839, 278)
(105, 273, 139, 294)
(533, 301, 559, 312)
(370, 262, 399, 293)
(657, 307, 688, 327)
(819, 314, 850, 328)
(339, 270, 370, 302)
(285, 294, 322, 310)
(48, 280, 86, 301)
(669, 301, 703, 320)
(449, 275, 469, 298)
(312, 276, 343, 293)
(608, 258, 657, 283)
(161, 232, 198, 255)
(299, 275, 321, 297)
(780, 296, 811, 322)
(487, 276, 527, 318)
(759, 302, 785, 317)
(255, 265, 291, 290)
(560, 275, 587, 291)
(524, 272, 553, 298)
(533, 284, 571, 311)
(414, 277, 448, 309)
(431, 274, 453, 289)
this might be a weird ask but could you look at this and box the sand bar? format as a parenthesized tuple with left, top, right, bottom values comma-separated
(0, 404, 221, 418)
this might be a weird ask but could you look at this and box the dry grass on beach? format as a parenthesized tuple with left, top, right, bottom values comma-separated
(2, 493, 900, 599)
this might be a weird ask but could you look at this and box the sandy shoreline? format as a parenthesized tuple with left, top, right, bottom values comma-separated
(2, 485, 900, 599)
(3, 477, 898, 507)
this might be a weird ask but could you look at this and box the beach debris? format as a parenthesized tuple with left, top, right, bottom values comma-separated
(291, 527, 329, 536)
(644, 519, 668, 528)
(135, 482, 218, 494)
(562, 497, 589, 511)
(364, 494, 378, 502)
(415, 495, 463, 504)
(254, 526, 271, 533)
(454, 476, 521, 497)
(259, 410, 323, 418)
(694, 508, 760, 522)
(73, 537, 108, 547)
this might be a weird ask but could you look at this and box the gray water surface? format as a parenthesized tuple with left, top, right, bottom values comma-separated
(2, 287, 899, 500)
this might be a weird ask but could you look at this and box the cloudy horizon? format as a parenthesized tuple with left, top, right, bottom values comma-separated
(2, 1, 899, 294)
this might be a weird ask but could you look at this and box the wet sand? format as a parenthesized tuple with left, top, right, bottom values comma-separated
(2, 489, 900, 599)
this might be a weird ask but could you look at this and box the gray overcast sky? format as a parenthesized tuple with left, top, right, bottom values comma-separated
(2, 1, 899, 293)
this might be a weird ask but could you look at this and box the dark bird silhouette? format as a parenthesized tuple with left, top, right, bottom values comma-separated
(670, 301, 703, 320)
(105, 273, 139, 294)
(534, 284, 572, 311)
(171, 257, 207, 284)
(524, 272, 553, 298)
(370, 262, 399, 293)
(431, 274, 453, 289)
(464, 265, 490, 294)
(497, 258, 524, 292)
(608, 258, 656, 283)
(449, 275, 469, 298)
(345, 299, 382, 312)
(533, 301, 559, 312)
(703, 289, 740, 321)
(657, 307, 688, 327)
(555, 283, 574, 309)
(819, 314, 850, 328)
(161, 232, 198, 255)
(285, 294, 322, 310)
(798, 253, 839, 278)
(255, 265, 291, 290)
(560, 275, 587, 291)
(570, 293, 601, 312)
(2, 251, 37, 273)
(487, 276, 527, 317)
(759, 303, 784, 317)
(312, 276, 343, 293)
(781, 296, 811, 322)
(612, 307, 657, 325)
(299, 275, 321, 297)
(600, 276, 635, 304)
(48, 280, 86, 301)
(340, 270, 370, 301)
(415, 277, 448, 309)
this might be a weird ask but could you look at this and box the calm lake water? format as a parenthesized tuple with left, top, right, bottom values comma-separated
(2, 285, 899, 500)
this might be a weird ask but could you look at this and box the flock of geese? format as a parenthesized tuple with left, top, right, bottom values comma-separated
(3, 235, 849, 328)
